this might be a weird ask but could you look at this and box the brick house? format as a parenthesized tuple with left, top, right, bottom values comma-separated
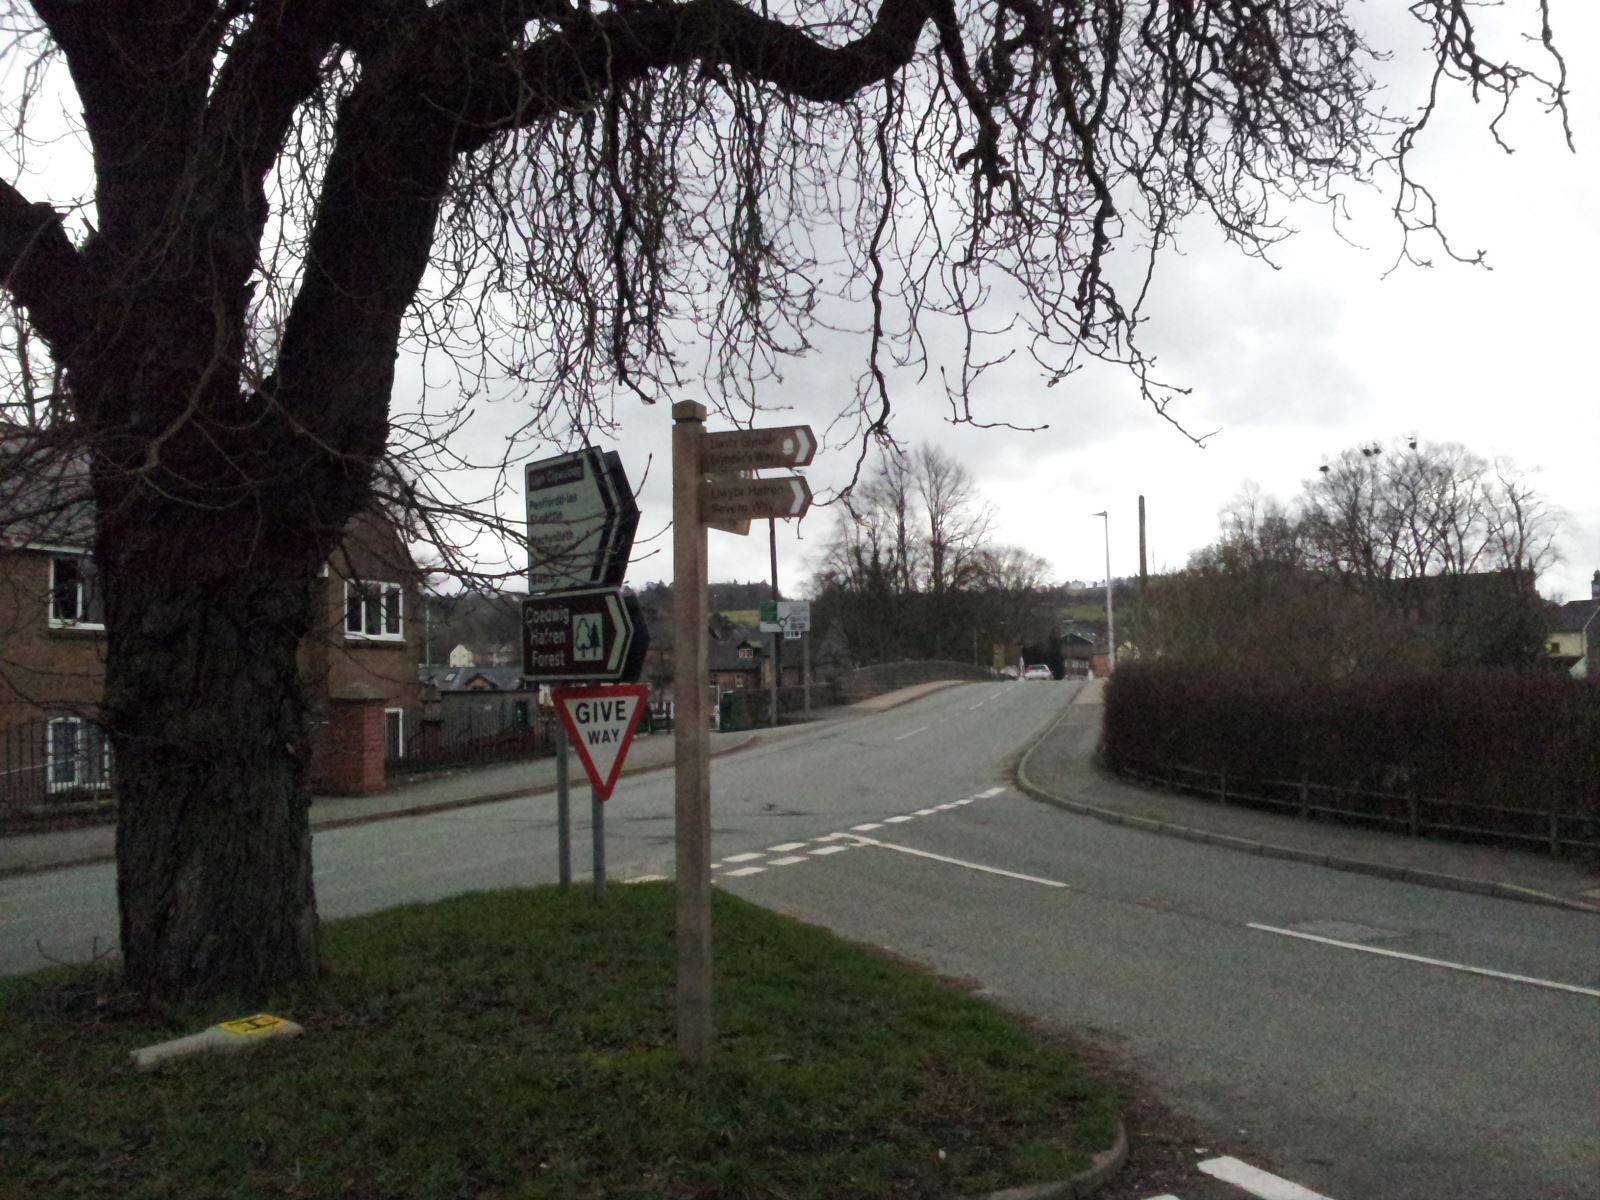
(0, 467, 422, 808)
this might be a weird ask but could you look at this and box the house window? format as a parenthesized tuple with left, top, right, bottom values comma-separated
(49, 556, 105, 628)
(47, 717, 112, 792)
(345, 581, 403, 640)
(1547, 641, 1562, 655)
(737, 645, 754, 660)
(384, 708, 405, 759)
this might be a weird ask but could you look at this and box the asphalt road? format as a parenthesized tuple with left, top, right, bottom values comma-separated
(4, 681, 1598, 1198)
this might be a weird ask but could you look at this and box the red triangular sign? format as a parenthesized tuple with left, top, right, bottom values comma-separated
(551, 684, 649, 803)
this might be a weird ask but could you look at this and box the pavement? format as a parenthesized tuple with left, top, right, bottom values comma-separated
(9, 671, 1595, 914)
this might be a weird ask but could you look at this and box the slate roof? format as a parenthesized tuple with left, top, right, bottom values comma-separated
(0, 437, 95, 549)
(1549, 598, 1599, 635)
(422, 665, 537, 693)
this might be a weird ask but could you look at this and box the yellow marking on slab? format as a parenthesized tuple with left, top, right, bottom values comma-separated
(217, 1013, 289, 1036)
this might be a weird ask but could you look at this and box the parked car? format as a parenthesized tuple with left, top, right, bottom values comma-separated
(1023, 664, 1054, 681)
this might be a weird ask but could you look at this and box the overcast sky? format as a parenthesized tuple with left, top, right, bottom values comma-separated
(426, 5, 1600, 604)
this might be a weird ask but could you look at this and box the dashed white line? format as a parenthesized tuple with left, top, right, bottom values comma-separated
(913, 807, 939, 816)
(723, 866, 765, 877)
(851, 823, 884, 832)
(722, 852, 764, 864)
(1247, 923, 1600, 999)
(810, 845, 849, 857)
(624, 874, 668, 884)
(894, 726, 929, 741)
(769, 856, 809, 866)
(767, 843, 808, 853)
(884, 815, 914, 824)
(1198, 1155, 1336, 1200)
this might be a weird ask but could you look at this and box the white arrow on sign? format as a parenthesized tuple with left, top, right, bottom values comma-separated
(702, 474, 812, 524)
(702, 425, 817, 473)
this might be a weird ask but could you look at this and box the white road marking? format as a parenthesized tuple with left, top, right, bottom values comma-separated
(767, 842, 808, 853)
(894, 726, 929, 741)
(1198, 1155, 1336, 1200)
(934, 803, 957, 811)
(722, 852, 765, 863)
(977, 786, 1008, 798)
(914, 807, 939, 816)
(769, 856, 809, 866)
(967, 701, 986, 711)
(1247, 923, 1600, 1000)
(950, 798, 972, 806)
(723, 866, 765, 877)
(884, 815, 914, 824)
(624, 874, 668, 884)
(811, 845, 849, 857)
(816, 833, 852, 841)
(853, 836, 1069, 889)
(851, 823, 884, 831)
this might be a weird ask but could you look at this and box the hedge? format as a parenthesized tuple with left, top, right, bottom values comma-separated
(1102, 662, 1600, 816)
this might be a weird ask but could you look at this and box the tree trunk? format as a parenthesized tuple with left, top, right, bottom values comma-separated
(101, 510, 322, 1000)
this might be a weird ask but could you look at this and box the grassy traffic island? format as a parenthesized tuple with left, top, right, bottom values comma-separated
(1, 885, 1120, 1199)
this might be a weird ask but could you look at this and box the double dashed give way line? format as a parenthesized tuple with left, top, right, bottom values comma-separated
(688, 785, 1072, 888)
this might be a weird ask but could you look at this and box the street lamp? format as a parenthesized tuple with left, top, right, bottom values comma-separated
(1092, 510, 1114, 673)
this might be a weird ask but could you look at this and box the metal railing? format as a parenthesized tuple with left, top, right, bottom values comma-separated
(1116, 760, 1600, 858)
(0, 718, 115, 820)
(387, 708, 559, 777)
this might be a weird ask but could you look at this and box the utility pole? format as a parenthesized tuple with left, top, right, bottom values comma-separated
(1137, 495, 1147, 659)
(1093, 510, 1115, 673)
(768, 516, 780, 727)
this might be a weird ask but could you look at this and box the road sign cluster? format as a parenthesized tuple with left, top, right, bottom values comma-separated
(700, 425, 814, 533)
(522, 449, 649, 686)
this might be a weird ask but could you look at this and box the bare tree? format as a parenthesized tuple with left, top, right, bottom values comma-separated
(0, 1, 1570, 998)
(913, 443, 991, 596)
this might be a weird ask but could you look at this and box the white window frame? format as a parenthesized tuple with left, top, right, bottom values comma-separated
(48, 555, 105, 630)
(46, 717, 113, 793)
(384, 707, 405, 759)
(344, 580, 404, 641)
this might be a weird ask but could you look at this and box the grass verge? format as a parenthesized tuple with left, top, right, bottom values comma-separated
(0, 884, 1118, 1199)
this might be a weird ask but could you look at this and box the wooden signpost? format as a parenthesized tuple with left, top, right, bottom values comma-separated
(672, 405, 815, 1064)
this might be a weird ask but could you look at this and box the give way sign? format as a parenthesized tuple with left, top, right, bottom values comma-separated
(551, 684, 650, 802)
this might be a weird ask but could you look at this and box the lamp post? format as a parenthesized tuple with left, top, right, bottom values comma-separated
(1092, 510, 1114, 673)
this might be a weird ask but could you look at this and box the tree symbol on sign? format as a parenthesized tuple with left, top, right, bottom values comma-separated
(574, 613, 603, 661)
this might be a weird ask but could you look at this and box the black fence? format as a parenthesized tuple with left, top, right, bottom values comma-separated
(1117, 759, 1600, 859)
(387, 707, 560, 777)
(0, 717, 115, 821)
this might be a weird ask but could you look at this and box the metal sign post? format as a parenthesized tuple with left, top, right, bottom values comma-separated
(556, 720, 571, 889)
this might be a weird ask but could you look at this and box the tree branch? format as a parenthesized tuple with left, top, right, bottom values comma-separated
(0, 182, 85, 355)
(456, 0, 937, 147)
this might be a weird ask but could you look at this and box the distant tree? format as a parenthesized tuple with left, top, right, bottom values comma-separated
(1142, 442, 1562, 674)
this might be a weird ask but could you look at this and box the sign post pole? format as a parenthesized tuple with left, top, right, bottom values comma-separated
(803, 630, 811, 715)
(556, 719, 571, 889)
(672, 401, 713, 1065)
(592, 788, 605, 895)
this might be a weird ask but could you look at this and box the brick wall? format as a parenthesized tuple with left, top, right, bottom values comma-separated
(0, 549, 107, 732)
(319, 695, 388, 796)
(831, 659, 998, 704)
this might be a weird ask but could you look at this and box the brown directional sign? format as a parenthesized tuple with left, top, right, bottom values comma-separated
(522, 588, 650, 682)
(702, 426, 816, 473)
(701, 474, 812, 525)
